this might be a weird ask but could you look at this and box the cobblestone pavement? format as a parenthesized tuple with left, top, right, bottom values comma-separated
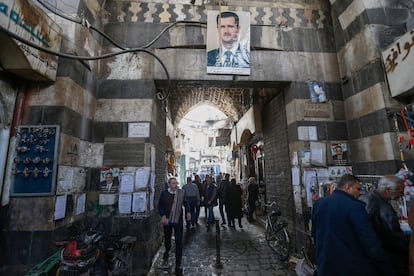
(148, 209, 295, 276)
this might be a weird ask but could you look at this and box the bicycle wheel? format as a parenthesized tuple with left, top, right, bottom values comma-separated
(268, 226, 290, 261)
(265, 219, 273, 242)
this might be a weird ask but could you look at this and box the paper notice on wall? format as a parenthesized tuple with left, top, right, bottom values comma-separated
(119, 194, 132, 214)
(298, 126, 317, 141)
(99, 193, 117, 205)
(54, 194, 67, 220)
(293, 185, 302, 214)
(120, 173, 134, 193)
(310, 142, 326, 166)
(304, 169, 317, 207)
(132, 192, 147, 213)
(292, 167, 300, 185)
(135, 167, 150, 189)
(57, 166, 74, 194)
(75, 193, 86, 215)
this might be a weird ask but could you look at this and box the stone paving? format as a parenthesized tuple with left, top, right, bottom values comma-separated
(148, 209, 295, 276)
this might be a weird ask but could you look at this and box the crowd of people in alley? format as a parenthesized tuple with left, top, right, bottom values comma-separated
(157, 172, 259, 275)
(158, 171, 414, 276)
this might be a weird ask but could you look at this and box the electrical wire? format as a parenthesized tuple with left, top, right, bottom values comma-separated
(37, 0, 206, 50)
(35, 0, 207, 102)
(0, 25, 171, 101)
(37, 0, 126, 50)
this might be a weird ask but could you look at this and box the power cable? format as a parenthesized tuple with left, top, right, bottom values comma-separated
(35, 0, 207, 102)
(0, 25, 171, 101)
(37, 0, 206, 50)
(37, 0, 126, 50)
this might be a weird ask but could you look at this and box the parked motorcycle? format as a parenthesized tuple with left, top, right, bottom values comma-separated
(55, 229, 136, 276)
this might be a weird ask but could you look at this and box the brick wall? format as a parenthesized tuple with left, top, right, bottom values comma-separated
(262, 93, 295, 226)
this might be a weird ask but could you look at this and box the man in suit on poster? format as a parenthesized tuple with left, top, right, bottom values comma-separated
(100, 171, 118, 193)
(207, 11, 250, 68)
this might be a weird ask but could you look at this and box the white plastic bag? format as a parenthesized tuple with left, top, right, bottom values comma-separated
(295, 258, 315, 276)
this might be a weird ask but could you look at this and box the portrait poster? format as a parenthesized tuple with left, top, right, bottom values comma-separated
(99, 168, 120, 194)
(330, 143, 348, 165)
(206, 10, 250, 75)
(307, 81, 327, 103)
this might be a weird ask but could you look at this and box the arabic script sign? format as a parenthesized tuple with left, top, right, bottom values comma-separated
(0, 0, 62, 81)
(382, 28, 414, 97)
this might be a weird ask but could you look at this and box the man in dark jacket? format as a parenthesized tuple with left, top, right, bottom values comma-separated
(204, 174, 217, 231)
(364, 175, 408, 276)
(311, 174, 393, 276)
(218, 173, 230, 226)
(158, 177, 191, 275)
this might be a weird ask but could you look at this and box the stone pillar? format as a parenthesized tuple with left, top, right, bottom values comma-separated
(330, 0, 412, 174)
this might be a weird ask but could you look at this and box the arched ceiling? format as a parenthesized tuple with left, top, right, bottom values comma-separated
(167, 86, 251, 126)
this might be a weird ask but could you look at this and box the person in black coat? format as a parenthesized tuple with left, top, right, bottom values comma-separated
(226, 178, 244, 228)
(364, 175, 408, 276)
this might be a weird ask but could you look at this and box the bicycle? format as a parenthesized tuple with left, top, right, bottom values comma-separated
(264, 202, 290, 260)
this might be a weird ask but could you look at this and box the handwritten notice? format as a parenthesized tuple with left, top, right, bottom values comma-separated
(54, 194, 67, 220)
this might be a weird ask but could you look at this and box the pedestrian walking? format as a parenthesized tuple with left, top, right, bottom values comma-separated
(204, 174, 218, 231)
(158, 177, 191, 275)
(218, 173, 231, 226)
(247, 177, 258, 222)
(193, 174, 204, 224)
(182, 176, 200, 229)
(226, 178, 244, 228)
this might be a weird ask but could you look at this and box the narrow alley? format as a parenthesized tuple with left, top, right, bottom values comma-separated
(148, 209, 294, 276)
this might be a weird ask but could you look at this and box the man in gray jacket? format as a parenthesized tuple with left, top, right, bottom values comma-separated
(182, 176, 200, 229)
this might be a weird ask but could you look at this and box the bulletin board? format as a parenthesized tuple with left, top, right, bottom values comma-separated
(11, 125, 60, 196)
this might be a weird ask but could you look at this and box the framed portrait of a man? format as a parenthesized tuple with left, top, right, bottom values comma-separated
(206, 10, 250, 75)
(330, 143, 348, 165)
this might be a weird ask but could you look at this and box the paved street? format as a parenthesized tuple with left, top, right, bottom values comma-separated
(148, 209, 295, 276)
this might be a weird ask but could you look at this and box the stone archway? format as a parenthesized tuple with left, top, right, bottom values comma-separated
(167, 86, 251, 125)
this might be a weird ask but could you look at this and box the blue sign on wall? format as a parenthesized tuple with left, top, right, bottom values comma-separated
(11, 125, 60, 196)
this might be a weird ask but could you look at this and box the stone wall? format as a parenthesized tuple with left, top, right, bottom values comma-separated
(262, 92, 294, 229)
(331, 0, 414, 174)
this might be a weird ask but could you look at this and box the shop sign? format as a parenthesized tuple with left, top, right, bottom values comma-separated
(0, 0, 62, 81)
(382, 27, 414, 97)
